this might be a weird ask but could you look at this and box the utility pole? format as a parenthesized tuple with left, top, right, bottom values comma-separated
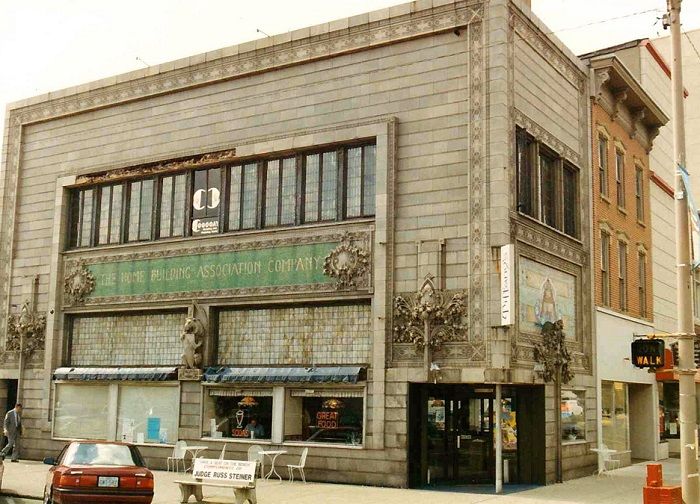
(668, 1, 698, 502)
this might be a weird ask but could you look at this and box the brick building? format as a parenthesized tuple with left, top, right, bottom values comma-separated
(0, 0, 594, 488)
(580, 44, 670, 465)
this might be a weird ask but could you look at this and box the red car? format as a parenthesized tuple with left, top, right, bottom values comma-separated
(43, 441, 154, 504)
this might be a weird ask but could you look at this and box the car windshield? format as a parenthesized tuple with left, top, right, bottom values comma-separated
(62, 443, 138, 466)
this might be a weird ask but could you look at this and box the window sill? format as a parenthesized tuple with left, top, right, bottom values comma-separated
(516, 212, 582, 245)
(617, 206, 627, 215)
(562, 439, 588, 446)
(637, 220, 646, 228)
(601, 195, 611, 204)
(201, 437, 273, 445)
(283, 441, 364, 450)
(52, 437, 175, 448)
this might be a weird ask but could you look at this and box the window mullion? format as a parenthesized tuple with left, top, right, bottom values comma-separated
(337, 148, 345, 221)
(296, 154, 304, 226)
(317, 152, 323, 222)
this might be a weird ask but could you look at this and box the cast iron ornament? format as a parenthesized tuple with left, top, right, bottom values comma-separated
(323, 232, 371, 290)
(64, 260, 96, 305)
(392, 275, 468, 351)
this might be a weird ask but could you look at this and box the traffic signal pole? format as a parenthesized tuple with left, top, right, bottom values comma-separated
(668, 1, 698, 502)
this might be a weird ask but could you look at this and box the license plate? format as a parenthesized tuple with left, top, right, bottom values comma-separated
(98, 476, 119, 488)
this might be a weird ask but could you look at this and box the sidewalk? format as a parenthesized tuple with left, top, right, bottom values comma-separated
(0, 458, 682, 503)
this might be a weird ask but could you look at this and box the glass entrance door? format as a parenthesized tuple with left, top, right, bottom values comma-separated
(421, 386, 519, 486)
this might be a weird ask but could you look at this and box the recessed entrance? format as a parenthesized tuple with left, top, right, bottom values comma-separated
(408, 383, 545, 488)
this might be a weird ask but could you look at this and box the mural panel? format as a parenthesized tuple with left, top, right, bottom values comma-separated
(519, 257, 577, 338)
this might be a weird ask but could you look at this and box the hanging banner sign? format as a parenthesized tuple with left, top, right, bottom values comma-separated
(631, 338, 665, 368)
(500, 244, 514, 326)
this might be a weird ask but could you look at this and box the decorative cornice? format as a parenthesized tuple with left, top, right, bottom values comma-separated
(512, 218, 585, 266)
(593, 68, 611, 102)
(75, 149, 237, 186)
(513, 109, 581, 166)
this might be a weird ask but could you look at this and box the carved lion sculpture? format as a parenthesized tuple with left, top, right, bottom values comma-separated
(180, 316, 205, 369)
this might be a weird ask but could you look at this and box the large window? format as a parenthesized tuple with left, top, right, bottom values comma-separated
(69, 188, 95, 248)
(68, 142, 376, 249)
(561, 390, 585, 442)
(659, 382, 679, 440)
(159, 174, 187, 238)
(598, 135, 609, 197)
(54, 384, 110, 440)
(616, 150, 625, 209)
(539, 151, 557, 228)
(53, 383, 179, 444)
(601, 231, 611, 306)
(515, 127, 579, 239)
(619, 241, 628, 311)
(601, 381, 629, 452)
(284, 390, 364, 445)
(97, 184, 123, 245)
(127, 179, 154, 242)
(117, 385, 179, 444)
(202, 389, 273, 441)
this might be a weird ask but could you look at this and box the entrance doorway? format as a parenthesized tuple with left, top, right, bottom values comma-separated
(408, 384, 545, 488)
(0, 380, 17, 450)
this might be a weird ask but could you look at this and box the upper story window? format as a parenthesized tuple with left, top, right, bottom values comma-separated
(638, 250, 647, 318)
(600, 230, 611, 306)
(515, 127, 580, 239)
(636, 166, 644, 223)
(67, 142, 376, 249)
(618, 240, 628, 311)
(616, 150, 625, 209)
(598, 135, 609, 197)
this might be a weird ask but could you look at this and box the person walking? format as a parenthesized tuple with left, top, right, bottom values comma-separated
(0, 403, 23, 462)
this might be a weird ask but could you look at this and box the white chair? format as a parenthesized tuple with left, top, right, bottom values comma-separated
(600, 444, 621, 474)
(218, 443, 228, 460)
(167, 440, 187, 472)
(248, 444, 264, 477)
(287, 447, 308, 483)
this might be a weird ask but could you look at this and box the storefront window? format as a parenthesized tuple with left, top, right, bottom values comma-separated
(285, 390, 363, 445)
(660, 382, 680, 439)
(54, 383, 179, 444)
(561, 390, 586, 442)
(601, 381, 629, 451)
(117, 385, 179, 444)
(54, 384, 110, 440)
(203, 389, 272, 440)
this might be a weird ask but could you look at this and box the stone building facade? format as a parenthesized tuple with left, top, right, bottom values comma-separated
(1, 0, 594, 488)
(579, 49, 668, 466)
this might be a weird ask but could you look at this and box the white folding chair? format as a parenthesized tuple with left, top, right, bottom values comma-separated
(600, 444, 621, 475)
(287, 447, 308, 483)
(248, 444, 264, 477)
(167, 440, 187, 472)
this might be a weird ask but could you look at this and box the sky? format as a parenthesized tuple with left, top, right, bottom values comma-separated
(1, 0, 699, 139)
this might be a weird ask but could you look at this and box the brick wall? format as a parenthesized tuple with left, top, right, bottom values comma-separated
(591, 103, 653, 320)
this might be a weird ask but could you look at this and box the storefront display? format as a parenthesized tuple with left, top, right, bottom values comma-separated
(285, 390, 364, 445)
(659, 382, 680, 439)
(54, 383, 179, 444)
(203, 389, 273, 440)
(561, 390, 585, 442)
(601, 381, 629, 451)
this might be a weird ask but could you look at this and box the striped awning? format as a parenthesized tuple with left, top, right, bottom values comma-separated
(203, 366, 366, 384)
(53, 367, 179, 382)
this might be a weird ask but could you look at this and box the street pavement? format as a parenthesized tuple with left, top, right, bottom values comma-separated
(0, 458, 683, 503)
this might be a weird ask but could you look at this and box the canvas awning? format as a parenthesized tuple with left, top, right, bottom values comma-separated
(203, 366, 366, 384)
(53, 367, 179, 382)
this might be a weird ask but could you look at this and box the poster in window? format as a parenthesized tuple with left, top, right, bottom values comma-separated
(192, 169, 221, 235)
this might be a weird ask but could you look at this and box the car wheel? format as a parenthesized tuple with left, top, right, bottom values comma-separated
(43, 487, 53, 504)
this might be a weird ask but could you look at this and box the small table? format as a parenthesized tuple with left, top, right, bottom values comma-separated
(184, 445, 208, 472)
(258, 449, 287, 481)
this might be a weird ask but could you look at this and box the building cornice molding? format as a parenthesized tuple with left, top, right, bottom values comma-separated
(513, 109, 582, 166)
